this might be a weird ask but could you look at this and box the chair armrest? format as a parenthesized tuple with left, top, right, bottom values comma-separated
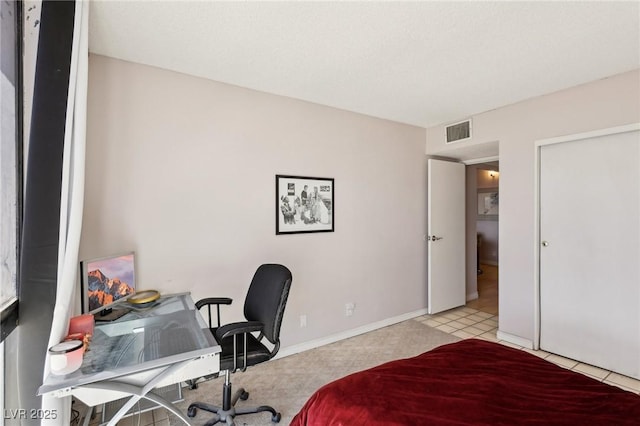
(195, 297, 232, 309)
(195, 297, 233, 328)
(215, 321, 263, 341)
(215, 321, 264, 373)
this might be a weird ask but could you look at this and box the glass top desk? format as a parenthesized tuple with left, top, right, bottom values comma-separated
(38, 293, 221, 425)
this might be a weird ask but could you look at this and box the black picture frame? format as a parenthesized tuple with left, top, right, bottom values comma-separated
(276, 175, 334, 234)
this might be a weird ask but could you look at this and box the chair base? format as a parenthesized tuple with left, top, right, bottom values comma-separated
(187, 385, 281, 426)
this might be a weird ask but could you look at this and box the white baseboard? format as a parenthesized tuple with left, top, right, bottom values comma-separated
(496, 330, 533, 349)
(466, 292, 479, 301)
(275, 308, 430, 360)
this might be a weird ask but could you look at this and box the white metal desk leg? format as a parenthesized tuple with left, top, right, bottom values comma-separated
(84, 382, 193, 426)
(82, 406, 93, 426)
(84, 360, 195, 425)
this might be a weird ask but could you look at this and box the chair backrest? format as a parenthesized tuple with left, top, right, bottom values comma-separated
(244, 264, 292, 346)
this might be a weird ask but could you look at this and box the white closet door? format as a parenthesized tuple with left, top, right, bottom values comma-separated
(539, 129, 640, 379)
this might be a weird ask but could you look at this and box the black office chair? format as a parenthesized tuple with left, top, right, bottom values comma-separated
(188, 264, 292, 425)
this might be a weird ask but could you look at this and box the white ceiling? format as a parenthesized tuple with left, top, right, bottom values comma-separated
(88, 1, 640, 128)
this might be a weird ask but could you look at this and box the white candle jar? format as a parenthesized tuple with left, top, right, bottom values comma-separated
(49, 340, 84, 375)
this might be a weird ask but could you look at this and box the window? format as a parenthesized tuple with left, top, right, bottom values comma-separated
(0, 0, 22, 342)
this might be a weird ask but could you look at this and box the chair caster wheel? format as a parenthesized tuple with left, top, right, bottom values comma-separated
(187, 406, 197, 418)
(272, 412, 281, 423)
(240, 390, 249, 400)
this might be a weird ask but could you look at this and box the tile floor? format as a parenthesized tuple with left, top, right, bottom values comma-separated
(85, 404, 169, 426)
(414, 305, 640, 395)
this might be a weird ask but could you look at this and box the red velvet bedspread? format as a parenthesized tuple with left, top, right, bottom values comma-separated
(291, 339, 640, 425)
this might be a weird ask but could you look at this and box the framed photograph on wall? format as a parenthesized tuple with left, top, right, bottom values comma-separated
(276, 175, 334, 234)
(477, 189, 499, 220)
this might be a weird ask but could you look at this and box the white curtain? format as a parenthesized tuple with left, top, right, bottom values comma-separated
(41, 1, 89, 424)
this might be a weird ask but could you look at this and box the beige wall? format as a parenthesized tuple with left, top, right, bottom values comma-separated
(427, 69, 640, 345)
(476, 168, 499, 189)
(82, 55, 427, 349)
(476, 167, 499, 265)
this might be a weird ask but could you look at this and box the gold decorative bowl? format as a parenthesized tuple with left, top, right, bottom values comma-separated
(128, 290, 160, 305)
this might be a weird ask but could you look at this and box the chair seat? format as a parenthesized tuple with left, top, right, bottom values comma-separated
(212, 328, 272, 371)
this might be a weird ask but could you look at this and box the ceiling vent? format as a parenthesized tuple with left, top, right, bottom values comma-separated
(445, 119, 472, 144)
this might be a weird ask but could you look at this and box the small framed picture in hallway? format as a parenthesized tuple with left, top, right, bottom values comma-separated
(478, 189, 499, 219)
(276, 175, 334, 234)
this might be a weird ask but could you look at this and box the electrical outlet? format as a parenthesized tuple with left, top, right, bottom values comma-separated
(300, 314, 307, 328)
(345, 302, 355, 317)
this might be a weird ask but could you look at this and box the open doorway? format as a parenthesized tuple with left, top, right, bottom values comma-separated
(465, 162, 499, 315)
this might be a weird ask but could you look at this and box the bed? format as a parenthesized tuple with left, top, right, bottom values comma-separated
(291, 339, 640, 425)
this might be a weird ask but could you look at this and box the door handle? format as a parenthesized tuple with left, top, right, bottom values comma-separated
(429, 235, 443, 241)
(542, 241, 549, 247)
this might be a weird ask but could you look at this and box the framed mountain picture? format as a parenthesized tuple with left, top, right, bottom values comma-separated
(80, 252, 136, 313)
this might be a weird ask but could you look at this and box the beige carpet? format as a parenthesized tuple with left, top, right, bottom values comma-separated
(170, 318, 460, 426)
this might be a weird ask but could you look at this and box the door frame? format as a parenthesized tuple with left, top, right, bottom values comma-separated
(462, 156, 499, 166)
(461, 156, 499, 308)
(533, 123, 640, 350)
(426, 145, 501, 315)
